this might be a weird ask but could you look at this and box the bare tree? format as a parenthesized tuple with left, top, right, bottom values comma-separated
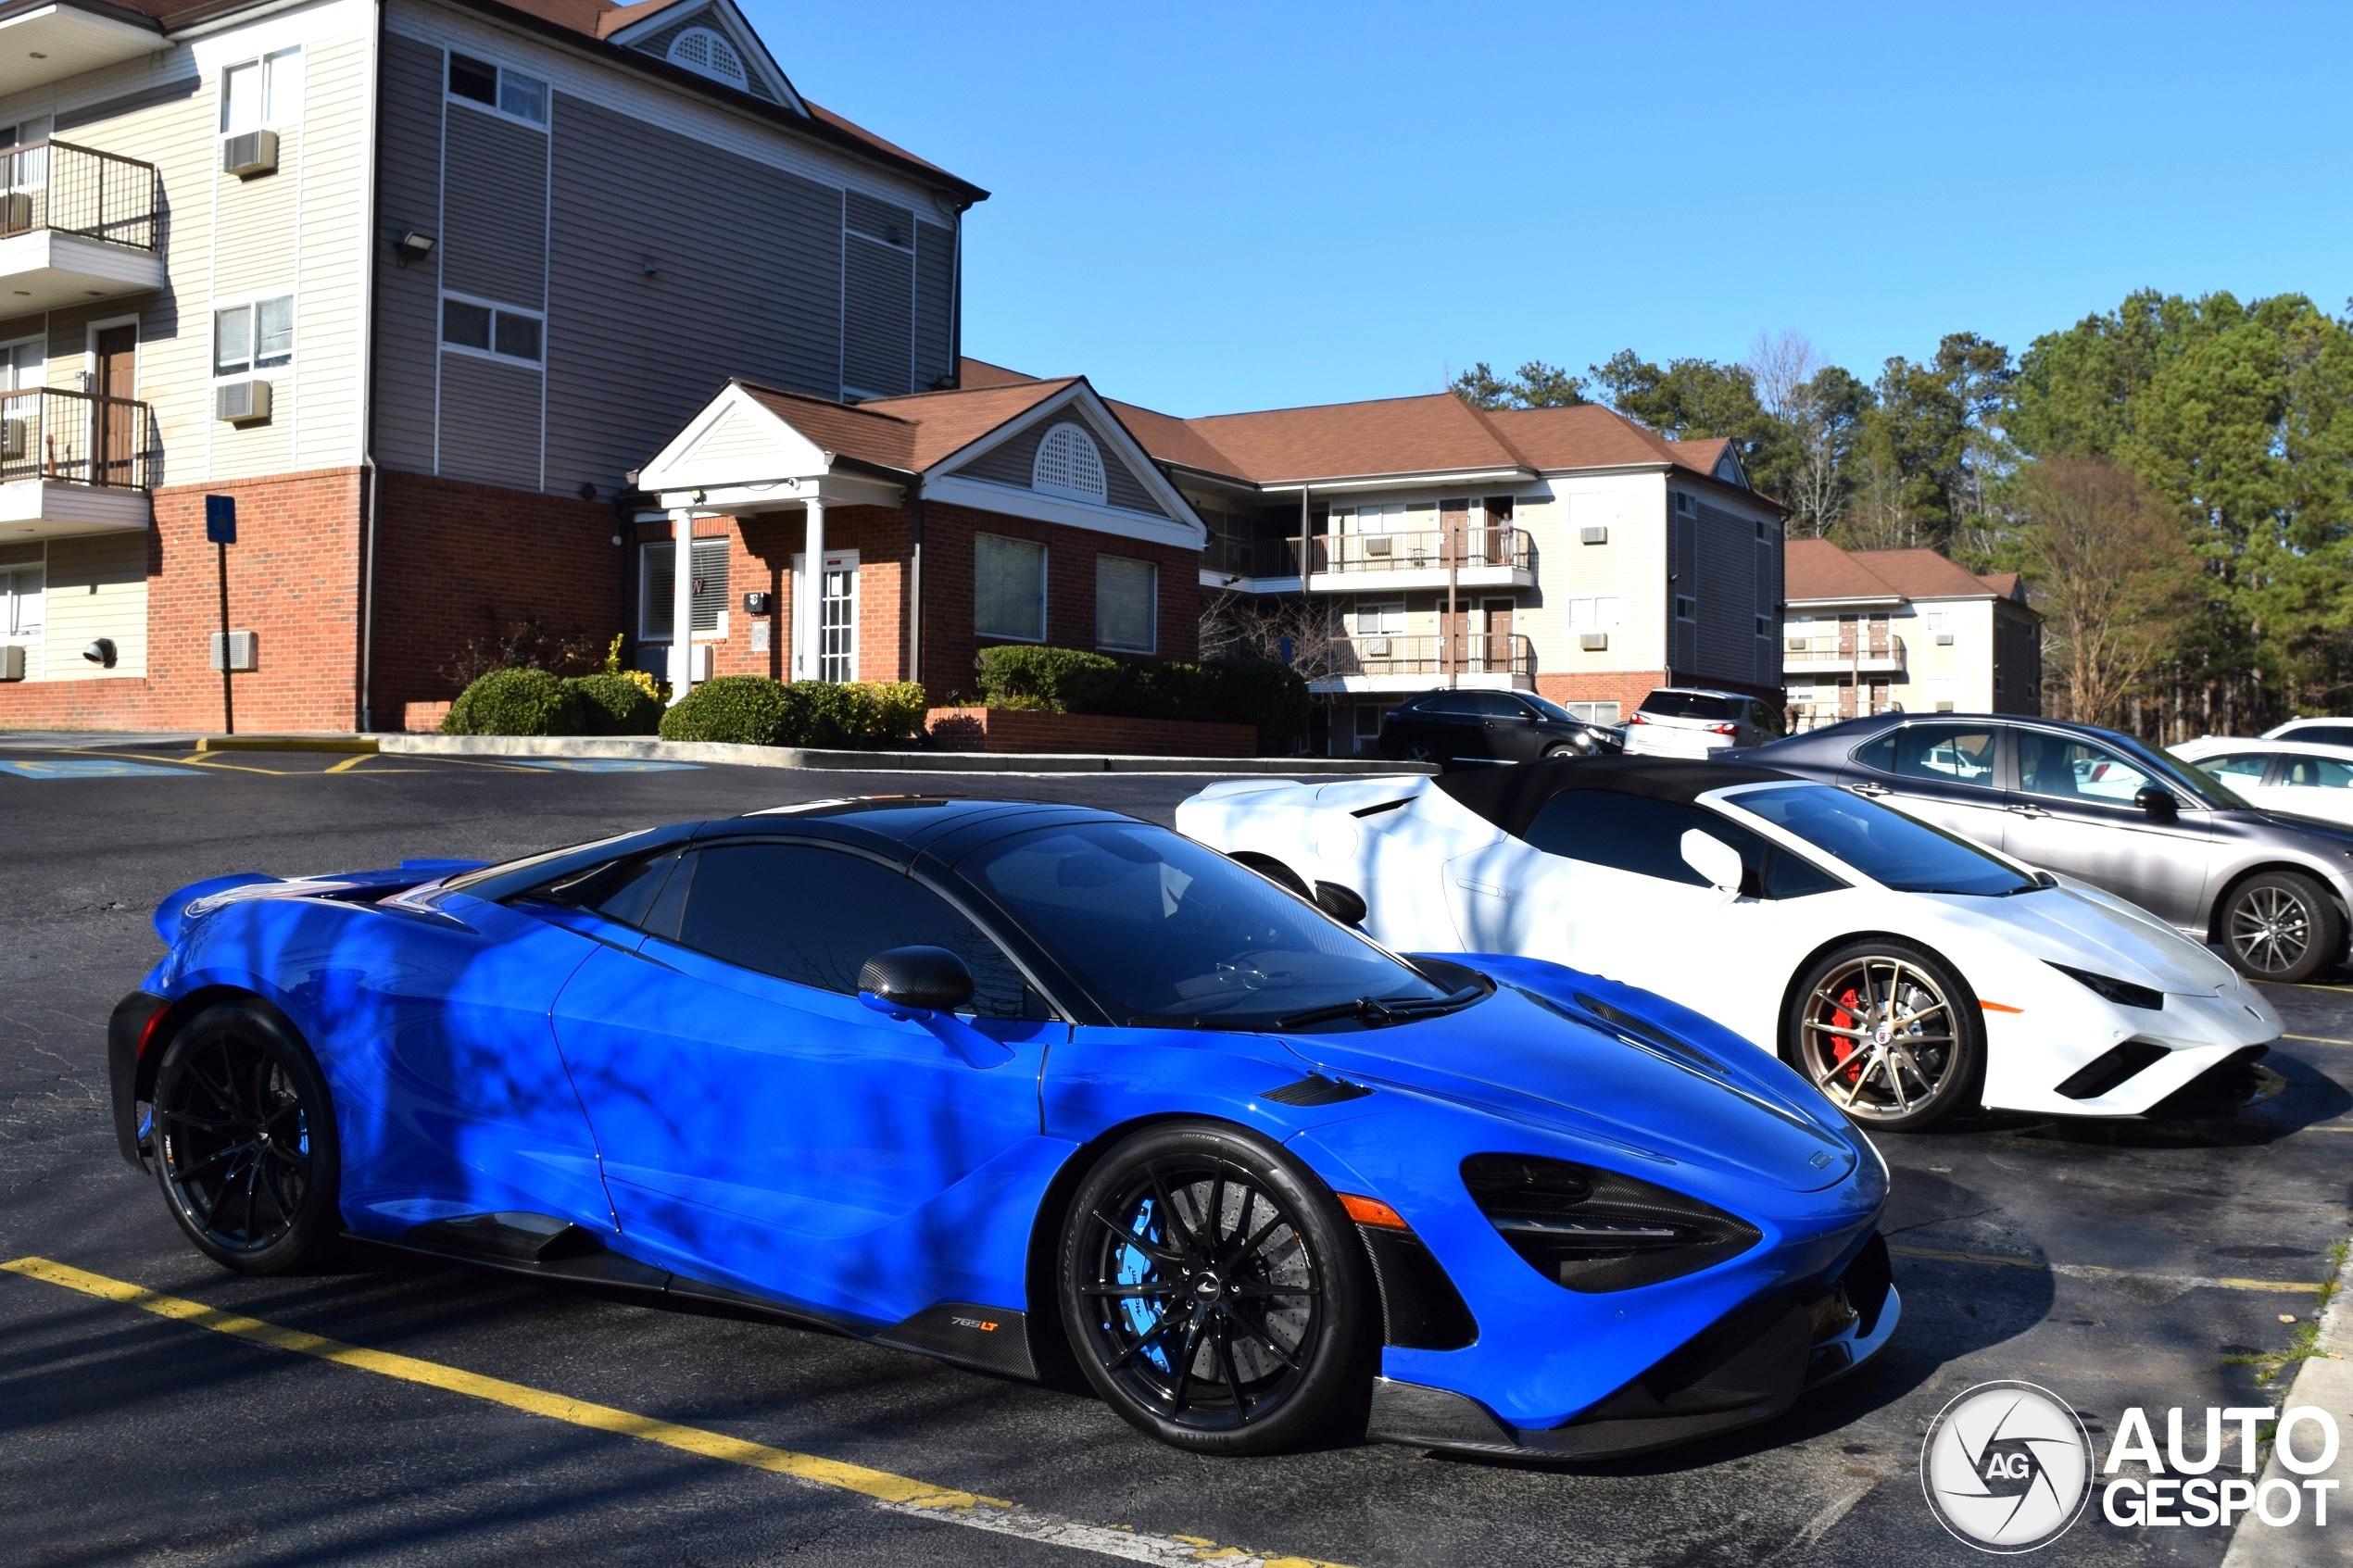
(1744, 330, 1819, 420)
(1746, 330, 1861, 537)
(1199, 590, 1343, 684)
(2017, 458, 2201, 727)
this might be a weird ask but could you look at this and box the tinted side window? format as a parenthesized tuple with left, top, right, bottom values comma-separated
(1467, 693, 1524, 718)
(2016, 732, 2150, 804)
(672, 843, 1038, 1019)
(2198, 752, 2275, 782)
(1522, 793, 1744, 886)
(2286, 724, 2353, 748)
(1855, 724, 1999, 789)
(1426, 692, 1482, 715)
(2282, 756, 2353, 790)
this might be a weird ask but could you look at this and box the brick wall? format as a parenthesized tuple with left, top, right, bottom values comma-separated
(0, 468, 363, 732)
(369, 471, 624, 721)
(1535, 670, 1669, 717)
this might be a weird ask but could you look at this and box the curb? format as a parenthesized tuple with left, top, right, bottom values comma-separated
(197, 735, 380, 754)
(2220, 1240, 2351, 1567)
(377, 734, 1438, 776)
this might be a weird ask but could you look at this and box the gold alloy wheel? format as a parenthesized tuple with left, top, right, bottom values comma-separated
(1796, 956, 1959, 1123)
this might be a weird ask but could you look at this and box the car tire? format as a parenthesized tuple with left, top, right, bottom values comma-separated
(1784, 939, 1985, 1131)
(151, 1001, 343, 1274)
(2220, 871, 2344, 984)
(1541, 742, 1584, 761)
(1059, 1122, 1374, 1455)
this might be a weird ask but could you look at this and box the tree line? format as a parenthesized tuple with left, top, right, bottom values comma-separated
(1454, 289, 2353, 740)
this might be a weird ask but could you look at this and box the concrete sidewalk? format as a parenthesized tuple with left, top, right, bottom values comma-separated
(2221, 1241, 2351, 1566)
(379, 733, 1434, 774)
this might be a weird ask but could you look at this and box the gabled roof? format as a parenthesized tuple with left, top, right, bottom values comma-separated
(957, 357, 1043, 390)
(1786, 539, 2033, 609)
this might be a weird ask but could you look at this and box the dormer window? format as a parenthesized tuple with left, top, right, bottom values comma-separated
(1032, 422, 1106, 503)
(668, 27, 748, 88)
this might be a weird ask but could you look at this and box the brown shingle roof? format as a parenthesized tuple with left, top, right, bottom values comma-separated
(1164, 394, 1530, 485)
(1861, 547, 2012, 601)
(1785, 539, 1901, 602)
(1101, 397, 1244, 480)
(734, 377, 1080, 474)
(957, 357, 1043, 390)
(1786, 540, 2021, 604)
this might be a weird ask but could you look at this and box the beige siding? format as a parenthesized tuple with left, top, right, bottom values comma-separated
(44, 532, 147, 677)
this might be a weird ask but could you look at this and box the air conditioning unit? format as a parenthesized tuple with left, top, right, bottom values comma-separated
(1365, 534, 1393, 557)
(208, 629, 258, 671)
(1579, 631, 1609, 651)
(0, 644, 21, 681)
(1579, 524, 1609, 545)
(1785, 636, 1809, 652)
(1934, 632, 1956, 646)
(221, 129, 279, 178)
(1360, 636, 1390, 658)
(215, 380, 272, 424)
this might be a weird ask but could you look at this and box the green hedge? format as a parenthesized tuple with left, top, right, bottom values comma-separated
(972, 646, 1308, 752)
(657, 676, 929, 747)
(566, 672, 663, 735)
(441, 669, 580, 736)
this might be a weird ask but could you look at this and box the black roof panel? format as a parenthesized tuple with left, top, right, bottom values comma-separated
(1433, 756, 1793, 839)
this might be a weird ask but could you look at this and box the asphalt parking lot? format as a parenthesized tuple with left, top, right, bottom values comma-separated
(2, 744, 2348, 1567)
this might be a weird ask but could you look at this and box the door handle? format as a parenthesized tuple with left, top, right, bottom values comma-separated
(2006, 804, 2049, 819)
(1848, 783, 1891, 798)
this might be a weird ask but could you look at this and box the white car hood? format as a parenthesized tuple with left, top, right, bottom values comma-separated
(1922, 883, 2236, 994)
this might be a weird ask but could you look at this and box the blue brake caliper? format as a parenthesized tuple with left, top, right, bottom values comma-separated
(1119, 1198, 1170, 1371)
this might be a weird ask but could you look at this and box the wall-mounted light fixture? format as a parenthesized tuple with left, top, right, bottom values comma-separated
(392, 230, 436, 267)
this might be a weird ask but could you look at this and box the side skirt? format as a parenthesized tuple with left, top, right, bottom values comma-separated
(351, 1213, 1035, 1379)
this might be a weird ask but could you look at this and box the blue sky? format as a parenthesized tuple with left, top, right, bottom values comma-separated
(750, 2, 2352, 417)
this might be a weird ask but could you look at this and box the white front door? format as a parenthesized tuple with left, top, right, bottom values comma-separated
(790, 548, 857, 682)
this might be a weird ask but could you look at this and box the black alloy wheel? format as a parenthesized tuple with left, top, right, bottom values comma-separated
(1785, 938, 1984, 1131)
(1060, 1123, 1371, 1454)
(1403, 743, 1435, 762)
(2221, 871, 2344, 984)
(152, 1002, 342, 1273)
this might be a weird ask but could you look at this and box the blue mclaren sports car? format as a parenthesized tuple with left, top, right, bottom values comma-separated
(108, 797, 1895, 1458)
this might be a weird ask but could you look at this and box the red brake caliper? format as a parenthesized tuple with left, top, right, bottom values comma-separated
(1831, 988, 1863, 1081)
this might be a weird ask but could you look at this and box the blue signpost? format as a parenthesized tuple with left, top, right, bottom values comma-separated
(206, 495, 236, 734)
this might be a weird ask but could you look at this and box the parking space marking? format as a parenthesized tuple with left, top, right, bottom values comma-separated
(502, 759, 703, 772)
(1888, 1243, 2322, 1293)
(2, 1257, 1349, 1568)
(2284, 1033, 2353, 1048)
(0, 758, 200, 779)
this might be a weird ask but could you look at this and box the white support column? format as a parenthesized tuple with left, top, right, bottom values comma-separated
(796, 495, 826, 682)
(668, 508, 696, 704)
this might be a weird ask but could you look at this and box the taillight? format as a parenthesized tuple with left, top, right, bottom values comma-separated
(1462, 1153, 1759, 1292)
(1628, 712, 1649, 724)
(1709, 722, 1738, 734)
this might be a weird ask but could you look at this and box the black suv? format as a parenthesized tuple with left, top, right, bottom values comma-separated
(1376, 688, 1623, 767)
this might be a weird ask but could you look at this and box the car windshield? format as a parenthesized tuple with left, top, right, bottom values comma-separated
(2109, 735, 2251, 809)
(1641, 691, 1741, 721)
(1522, 693, 1580, 724)
(959, 821, 1477, 1030)
(1729, 784, 2036, 897)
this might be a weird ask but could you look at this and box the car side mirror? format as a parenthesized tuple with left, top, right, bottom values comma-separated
(857, 945, 974, 1019)
(2133, 785, 2180, 821)
(1680, 829, 1745, 895)
(1313, 880, 1368, 925)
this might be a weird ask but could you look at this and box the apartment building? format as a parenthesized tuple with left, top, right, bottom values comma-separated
(1781, 538, 2042, 728)
(1083, 384, 1787, 754)
(0, 0, 985, 730)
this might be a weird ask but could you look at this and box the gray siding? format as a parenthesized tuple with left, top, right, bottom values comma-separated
(372, 31, 444, 474)
(950, 408, 1170, 520)
(1668, 507, 1698, 672)
(846, 189, 912, 242)
(439, 354, 541, 488)
(1692, 500, 1755, 683)
(442, 103, 547, 308)
(914, 220, 953, 389)
(544, 93, 846, 494)
(1754, 520, 1783, 688)
(841, 232, 912, 395)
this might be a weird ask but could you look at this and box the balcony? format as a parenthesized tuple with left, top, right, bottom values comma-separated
(0, 6, 166, 100)
(1310, 526, 1533, 591)
(1782, 630, 1906, 675)
(0, 142, 164, 311)
(0, 387, 157, 541)
(1202, 533, 1300, 582)
(1314, 632, 1534, 693)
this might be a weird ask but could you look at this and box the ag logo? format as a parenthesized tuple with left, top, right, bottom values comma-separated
(1921, 1381, 2094, 1552)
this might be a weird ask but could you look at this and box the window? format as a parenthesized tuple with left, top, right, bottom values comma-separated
(1096, 556, 1155, 653)
(213, 295, 293, 377)
(2196, 752, 2275, 783)
(975, 533, 1046, 641)
(1565, 700, 1620, 725)
(2282, 722, 2353, 748)
(1352, 599, 1404, 637)
(441, 295, 543, 364)
(1855, 723, 1998, 788)
(1734, 784, 2031, 897)
(1639, 690, 1742, 722)
(640, 538, 729, 640)
(2016, 732, 2150, 804)
(447, 52, 547, 126)
(221, 47, 302, 133)
(1673, 492, 1696, 518)
(1755, 520, 1769, 541)
(2282, 756, 2353, 792)
(667, 27, 748, 88)
(668, 843, 1040, 1020)
(1519, 791, 1836, 897)
(1568, 596, 1621, 632)
(1675, 595, 1696, 621)
(0, 563, 42, 636)
(1032, 422, 1106, 502)
(1755, 615, 1772, 638)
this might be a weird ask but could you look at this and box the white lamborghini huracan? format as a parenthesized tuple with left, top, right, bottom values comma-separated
(1176, 757, 2282, 1129)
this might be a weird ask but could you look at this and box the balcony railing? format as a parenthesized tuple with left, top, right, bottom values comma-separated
(1783, 631, 1906, 671)
(0, 140, 160, 250)
(1329, 632, 1534, 680)
(0, 387, 158, 489)
(1204, 533, 1300, 579)
(1318, 526, 1531, 574)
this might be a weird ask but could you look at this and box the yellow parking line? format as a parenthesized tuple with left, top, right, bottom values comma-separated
(2, 1256, 1347, 1568)
(1887, 1244, 2321, 1293)
(323, 752, 375, 773)
(2284, 1033, 2353, 1048)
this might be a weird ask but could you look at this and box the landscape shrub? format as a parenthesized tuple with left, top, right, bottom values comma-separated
(972, 644, 1309, 751)
(975, 645, 1125, 713)
(659, 676, 793, 745)
(658, 676, 931, 747)
(441, 668, 581, 736)
(1204, 659, 1311, 752)
(565, 672, 663, 735)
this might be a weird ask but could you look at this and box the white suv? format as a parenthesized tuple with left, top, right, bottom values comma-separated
(2262, 716, 2353, 749)
(1623, 687, 1785, 758)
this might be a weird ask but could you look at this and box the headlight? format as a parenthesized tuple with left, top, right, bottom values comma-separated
(2048, 962, 2164, 1011)
(1462, 1154, 1760, 1293)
